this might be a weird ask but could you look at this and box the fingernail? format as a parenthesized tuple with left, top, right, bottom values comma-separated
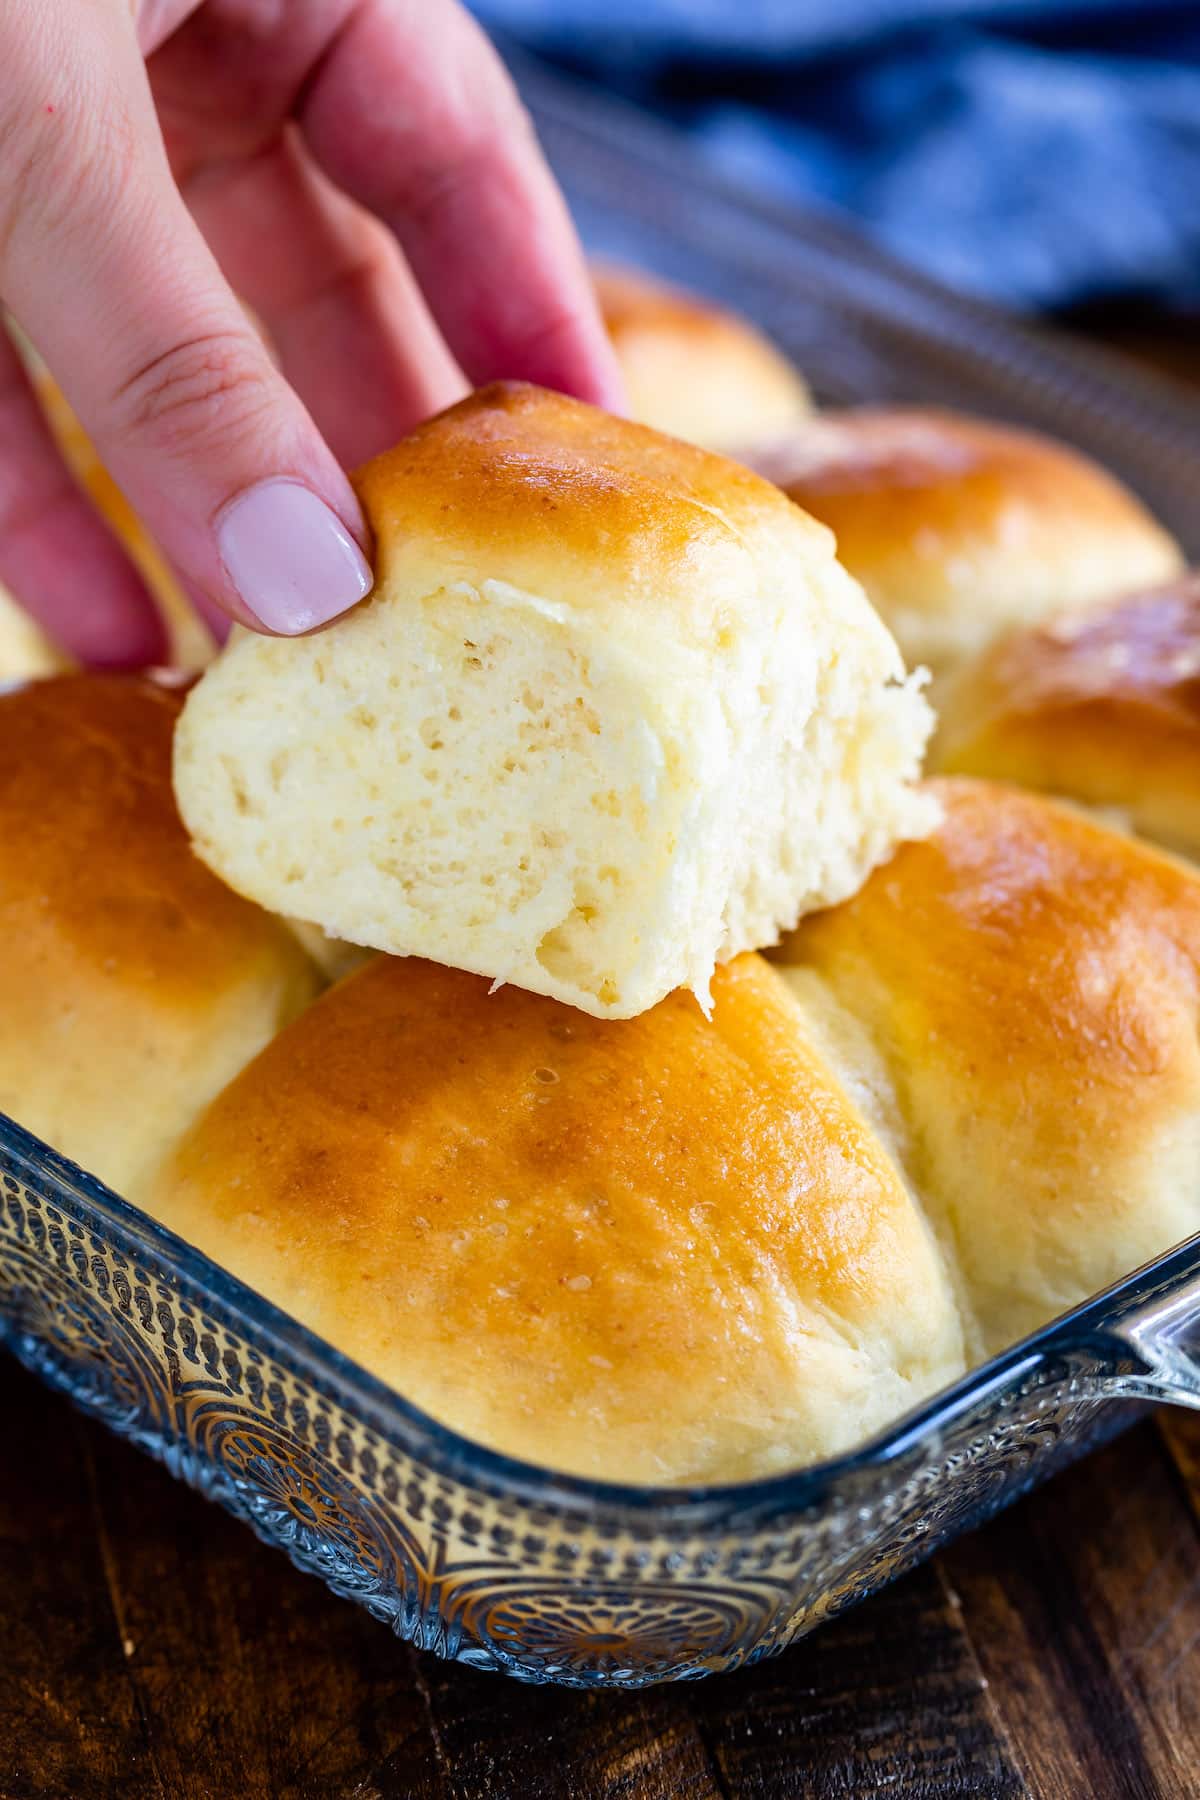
(216, 479, 372, 634)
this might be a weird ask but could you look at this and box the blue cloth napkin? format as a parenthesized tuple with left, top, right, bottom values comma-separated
(472, 1, 1200, 312)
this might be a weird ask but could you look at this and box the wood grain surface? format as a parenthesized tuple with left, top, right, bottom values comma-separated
(3, 1359, 1199, 1799)
(3, 324, 1200, 1799)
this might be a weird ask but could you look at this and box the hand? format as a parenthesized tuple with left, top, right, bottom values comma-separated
(0, 0, 623, 665)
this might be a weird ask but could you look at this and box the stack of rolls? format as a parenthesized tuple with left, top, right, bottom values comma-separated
(142, 777, 1200, 1481)
(596, 264, 1200, 859)
(5, 319, 1200, 1487)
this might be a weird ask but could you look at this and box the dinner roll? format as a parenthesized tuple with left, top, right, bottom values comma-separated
(593, 262, 811, 450)
(174, 382, 935, 1020)
(147, 952, 966, 1484)
(750, 410, 1184, 677)
(935, 574, 1200, 860)
(0, 583, 68, 681)
(775, 779, 1200, 1357)
(0, 675, 320, 1197)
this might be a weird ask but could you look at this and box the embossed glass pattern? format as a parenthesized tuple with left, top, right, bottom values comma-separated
(3, 1119, 1200, 1688)
(4, 59, 1200, 1688)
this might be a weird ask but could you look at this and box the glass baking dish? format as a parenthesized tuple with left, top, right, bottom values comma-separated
(6, 55, 1200, 1691)
(3, 1116, 1200, 1689)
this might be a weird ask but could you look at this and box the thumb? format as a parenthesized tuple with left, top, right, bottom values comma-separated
(1, 6, 371, 640)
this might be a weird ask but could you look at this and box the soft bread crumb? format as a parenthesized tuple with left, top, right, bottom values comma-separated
(174, 384, 935, 1018)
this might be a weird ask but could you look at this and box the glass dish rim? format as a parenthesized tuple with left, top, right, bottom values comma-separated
(6, 1108, 1197, 1526)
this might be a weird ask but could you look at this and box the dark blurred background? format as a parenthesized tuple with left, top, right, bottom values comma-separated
(472, 0, 1200, 347)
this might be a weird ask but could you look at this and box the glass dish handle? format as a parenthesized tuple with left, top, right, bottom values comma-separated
(1095, 1237, 1200, 1409)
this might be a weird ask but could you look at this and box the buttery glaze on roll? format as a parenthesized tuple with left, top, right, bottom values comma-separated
(750, 409, 1183, 677)
(592, 262, 811, 450)
(0, 675, 319, 1196)
(173, 382, 935, 1020)
(776, 778, 1200, 1357)
(935, 574, 1200, 860)
(147, 952, 966, 1485)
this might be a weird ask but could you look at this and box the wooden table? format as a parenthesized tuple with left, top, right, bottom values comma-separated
(5, 323, 1200, 1800)
(4, 1361, 1200, 1798)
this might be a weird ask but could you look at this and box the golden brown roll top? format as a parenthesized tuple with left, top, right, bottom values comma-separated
(593, 262, 812, 450)
(0, 675, 319, 1196)
(4, 377, 1194, 1494)
(775, 778, 1200, 1357)
(147, 952, 967, 1485)
(935, 574, 1200, 860)
(15, 678, 1200, 1485)
(750, 409, 1184, 677)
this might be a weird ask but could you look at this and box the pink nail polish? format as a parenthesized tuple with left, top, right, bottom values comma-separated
(216, 480, 372, 634)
